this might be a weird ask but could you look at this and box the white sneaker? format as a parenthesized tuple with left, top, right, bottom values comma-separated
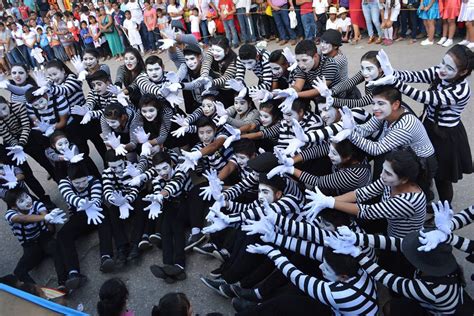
(437, 37, 447, 45)
(458, 39, 469, 46)
(421, 39, 434, 46)
(442, 39, 453, 47)
(467, 42, 474, 49)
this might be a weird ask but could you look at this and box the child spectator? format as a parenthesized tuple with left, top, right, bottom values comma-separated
(80, 21, 94, 49)
(207, 11, 217, 37)
(337, 7, 352, 42)
(458, 0, 474, 48)
(143, 1, 158, 53)
(218, 0, 239, 48)
(326, 6, 339, 31)
(156, 8, 169, 32)
(418, 0, 440, 45)
(37, 27, 54, 61)
(190, 8, 201, 42)
(380, 0, 400, 46)
(89, 15, 107, 59)
(167, 0, 185, 30)
(123, 10, 144, 54)
(313, 0, 329, 38)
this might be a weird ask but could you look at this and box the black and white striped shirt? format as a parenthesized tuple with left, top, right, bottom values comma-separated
(191, 142, 233, 172)
(100, 106, 142, 149)
(6, 82, 35, 104)
(293, 54, 342, 91)
(330, 51, 348, 83)
(201, 51, 237, 88)
(102, 167, 140, 204)
(59, 176, 102, 214)
(331, 71, 375, 109)
(235, 48, 272, 93)
(25, 93, 69, 125)
(5, 201, 48, 245)
(355, 179, 426, 238)
(0, 102, 30, 147)
(395, 66, 471, 127)
(85, 91, 120, 119)
(152, 169, 193, 199)
(49, 74, 86, 107)
(451, 205, 474, 230)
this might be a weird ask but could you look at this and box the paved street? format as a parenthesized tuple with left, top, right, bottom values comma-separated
(0, 40, 473, 315)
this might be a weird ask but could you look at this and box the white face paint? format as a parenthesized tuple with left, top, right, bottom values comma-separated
(320, 41, 333, 55)
(283, 110, 298, 124)
(319, 218, 336, 232)
(198, 125, 215, 145)
(92, 80, 109, 95)
(108, 160, 125, 176)
(258, 183, 276, 204)
(235, 153, 250, 169)
(328, 143, 342, 165)
(141, 105, 158, 122)
(46, 67, 66, 84)
(372, 96, 392, 120)
(83, 53, 98, 70)
(320, 259, 339, 282)
(72, 176, 89, 192)
(318, 103, 338, 125)
(106, 119, 121, 129)
(11, 66, 28, 85)
(211, 45, 226, 61)
(185, 55, 199, 71)
(259, 109, 273, 127)
(16, 193, 33, 212)
(54, 137, 70, 154)
(296, 54, 315, 72)
(202, 99, 216, 117)
(269, 62, 283, 77)
(234, 98, 249, 115)
(360, 61, 380, 82)
(146, 63, 163, 82)
(0, 103, 10, 119)
(124, 53, 138, 70)
(437, 54, 458, 81)
(381, 161, 402, 187)
(31, 97, 48, 111)
(155, 161, 173, 180)
(241, 59, 257, 70)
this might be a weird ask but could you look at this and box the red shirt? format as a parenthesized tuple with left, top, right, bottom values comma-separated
(18, 5, 30, 20)
(300, 1, 313, 15)
(219, 0, 235, 20)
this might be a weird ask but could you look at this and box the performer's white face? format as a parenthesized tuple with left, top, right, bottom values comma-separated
(146, 63, 163, 82)
(259, 109, 273, 127)
(328, 143, 342, 165)
(31, 97, 48, 111)
(318, 103, 338, 125)
(155, 161, 173, 180)
(241, 59, 257, 70)
(185, 55, 199, 71)
(198, 125, 215, 145)
(296, 54, 315, 72)
(108, 160, 125, 176)
(0, 103, 10, 119)
(372, 96, 392, 120)
(381, 161, 403, 186)
(361, 61, 380, 82)
(91, 80, 109, 96)
(234, 98, 249, 115)
(141, 105, 158, 122)
(124, 53, 138, 70)
(72, 176, 89, 192)
(258, 183, 277, 204)
(11, 66, 28, 85)
(320, 41, 333, 55)
(202, 99, 215, 117)
(235, 153, 250, 169)
(16, 193, 33, 212)
(106, 118, 121, 129)
(269, 62, 284, 77)
(83, 53, 99, 70)
(437, 54, 458, 80)
(46, 67, 66, 84)
(211, 45, 226, 61)
(54, 137, 70, 154)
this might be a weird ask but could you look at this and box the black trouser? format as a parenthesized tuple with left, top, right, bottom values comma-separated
(161, 199, 186, 267)
(15, 231, 67, 285)
(179, 184, 210, 230)
(25, 130, 57, 181)
(384, 297, 431, 316)
(57, 209, 114, 273)
(104, 202, 133, 252)
(81, 119, 107, 162)
(315, 13, 327, 38)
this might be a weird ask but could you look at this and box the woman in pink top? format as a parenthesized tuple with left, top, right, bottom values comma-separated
(97, 278, 135, 316)
(143, 1, 158, 53)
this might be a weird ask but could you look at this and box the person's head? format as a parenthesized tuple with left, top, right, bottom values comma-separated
(104, 103, 128, 129)
(123, 47, 146, 83)
(105, 149, 126, 175)
(124, 10, 131, 19)
(83, 48, 101, 70)
(192, 7, 199, 16)
(112, 2, 120, 11)
(88, 15, 97, 24)
(4, 188, 32, 212)
(196, 117, 216, 145)
(151, 292, 192, 316)
(329, 139, 366, 167)
(36, 27, 43, 34)
(80, 21, 88, 29)
(239, 44, 258, 70)
(320, 29, 342, 56)
(8, 22, 17, 31)
(157, 8, 163, 17)
(46, 26, 53, 34)
(10, 64, 31, 86)
(259, 100, 282, 127)
(201, 90, 218, 116)
(210, 36, 230, 62)
(0, 96, 10, 119)
(99, 6, 107, 16)
(371, 85, 402, 121)
(0, 22, 5, 32)
(145, 55, 164, 82)
(318, 101, 340, 125)
(233, 94, 254, 116)
(183, 44, 202, 71)
(67, 162, 91, 192)
(360, 51, 382, 82)
(49, 130, 70, 154)
(317, 208, 351, 231)
(321, 248, 360, 282)
(283, 99, 307, 123)
(382, 148, 421, 187)
(151, 152, 174, 181)
(338, 6, 348, 19)
(45, 60, 74, 85)
(438, 44, 474, 82)
(87, 70, 111, 95)
(21, 24, 29, 33)
(268, 49, 290, 78)
(295, 40, 319, 73)
(328, 6, 338, 21)
(139, 93, 165, 122)
(258, 173, 285, 204)
(97, 278, 129, 316)
(144, 1, 152, 10)
(232, 139, 257, 169)
(25, 87, 49, 111)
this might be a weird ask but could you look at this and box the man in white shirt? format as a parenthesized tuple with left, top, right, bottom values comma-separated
(234, 0, 255, 43)
(312, 0, 328, 38)
(8, 22, 30, 67)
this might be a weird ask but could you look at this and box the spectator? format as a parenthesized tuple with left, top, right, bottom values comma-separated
(143, 1, 158, 53)
(218, 0, 240, 48)
(0, 21, 21, 68)
(89, 15, 108, 59)
(299, 0, 316, 40)
(437, 0, 460, 47)
(9, 22, 30, 67)
(157, 8, 170, 32)
(168, 0, 185, 31)
(36, 27, 53, 61)
(380, 0, 400, 46)
(362, 0, 383, 44)
(21, 24, 37, 68)
(123, 10, 145, 54)
(97, 278, 134, 316)
(80, 21, 94, 50)
(399, 0, 420, 43)
(99, 6, 125, 61)
(199, 0, 218, 45)
(47, 26, 68, 62)
(337, 7, 352, 43)
(53, 13, 76, 59)
(235, 0, 256, 43)
(326, 6, 339, 31)
(126, 0, 148, 50)
(190, 8, 202, 42)
(269, 0, 297, 45)
(458, 0, 474, 48)
(418, 0, 440, 45)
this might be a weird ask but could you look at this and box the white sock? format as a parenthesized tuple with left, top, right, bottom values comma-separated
(255, 288, 262, 299)
(387, 27, 393, 40)
(191, 227, 201, 235)
(383, 28, 388, 39)
(69, 270, 78, 275)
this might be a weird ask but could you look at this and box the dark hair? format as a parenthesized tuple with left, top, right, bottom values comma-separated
(25, 86, 45, 104)
(123, 47, 146, 86)
(88, 15, 97, 23)
(318, 208, 351, 228)
(446, 44, 474, 81)
(0, 96, 8, 104)
(83, 48, 101, 59)
(332, 139, 366, 165)
(152, 151, 172, 166)
(67, 161, 90, 180)
(295, 40, 317, 56)
(87, 69, 110, 83)
(291, 98, 308, 113)
(196, 116, 216, 130)
(104, 102, 127, 120)
(239, 44, 257, 60)
(233, 139, 257, 156)
(97, 278, 129, 316)
(371, 84, 402, 104)
(269, 49, 288, 65)
(210, 35, 230, 51)
(4, 187, 29, 209)
(151, 292, 190, 316)
(124, 10, 131, 15)
(49, 130, 67, 147)
(384, 148, 425, 185)
(324, 249, 360, 277)
(360, 51, 381, 68)
(9, 64, 37, 87)
(209, 36, 236, 74)
(45, 60, 74, 78)
(105, 149, 124, 163)
(260, 100, 283, 122)
(145, 55, 164, 68)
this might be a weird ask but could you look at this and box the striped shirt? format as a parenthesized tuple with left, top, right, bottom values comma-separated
(59, 176, 102, 214)
(6, 82, 35, 104)
(100, 106, 142, 149)
(355, 179, 426, 238)
(0, 102, 30, 147)
(152, 169, 194, 198)
(293, 54, 342, 91)
(191, 142, 233, 172)
(451, 205, 474, 230)
(267, 246, 378, 315)
(102, 167, 140, 204)
(85, 91, 120, 119)
(225, 106, 260, 128)
(200, 50, 238, 88)
(330, 51, 348, 83)
(49, 74, 86, 107)
(331, 71, 375, 109)
(5, 201, 48, 245)
(351, 111, 435, 158)
(134, 72, 166, 95)
(235, 48, 272, 93)
(25, 93, 69, 125)
(395, 67, 471, 127)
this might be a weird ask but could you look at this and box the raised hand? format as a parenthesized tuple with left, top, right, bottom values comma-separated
(123, 162, 141, 178)
(164, 90, 184, 108)
(199, 169, 224, 201)
(171, 126, 190, 138)
(165, 71, 180, 84)
(127, 174, 145, 187)
(377, 49, 394, 77)
(246, 243, 274, 255)
(417, 229, 448, 252)
(115, 144, 127, 156)
(302, 187, 335, 223)
(283, 138, 305, 157)
(71, 105, 89, 116)
(227, 79, 245, 92)
(80, 111, 92, 124)
(292, 118, 309, 143)
(118, 202, 133, 219)
(273, 88, 298, 114)
(158, 38, 176, 51)
(1, 165, 18, 189)
(330, 129, 352, 143)
(6, 145, 26, 165)
(182, 150, 202, 164)
(32, 68, 49, 87)
(282, 47, 296, 65)
(274, 148, 294, 167)
(222, 124, 241, 148)
(249, 89, 273, 103)
(261, 199, 278, 224)
(143, 194, 164, 220)
(71, 55, 88, 81)
(110, 191, 127, 206)
(32, 86, 49, 96)
(367, 74, 396, 87)
(433, 200, 454, 234)
(84, 204, 104, 225)
(78, 198, 94, 211)
(203, 214, 229, 234)
(44, 125, 55, 137)
(32, 121, 51, 133)
(104, 132, 121, 149)
(312, 76, 331, 98)
(171, 113, 189, 127)
(325, 235, 361, 257)
(336, 226, 357, 245)
(44, 208, 67, 224)
(340, 106, 355, 130)
(177, 150, 202, 172)
(160, 24, 176, 40)
(107, 84, 122, 95)
(134, 126, 150, 144)
(267, 164, 294, 179)
(140, 142, 153, 156)
(241, 217, 276, 243)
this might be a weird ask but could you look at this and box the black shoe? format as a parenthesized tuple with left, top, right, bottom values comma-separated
(149, 233, 162, 248)
(116, 248, 128, 268)
(212, 249, 230, 262)
(150, 264, 176, 283)
(65, 272, 87, 290)
(231, 285, 260, 302)
(219, 283, 237, 299)
(232, 297, 257, 312)
(162, 264, 185, 277)
(127, 245, 141, 261)
(200, 277, 227, 296)
(99, 255, 115, 273)
(193, 242, 217, 256)
(184, 232, 207, 251)
(210, 266, 223, 278)
(138, 236, 153, 251)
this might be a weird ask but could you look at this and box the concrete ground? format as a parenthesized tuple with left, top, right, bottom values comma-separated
(0, 40, 473, 316)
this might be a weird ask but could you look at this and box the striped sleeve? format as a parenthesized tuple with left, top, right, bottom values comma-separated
(333, 93, 374, 109)
(54, 94, 70, 116)
(445, 233, 474, 254)
(451, 205, 474, 230)
(331, 71, 365, 96)
(223, 172, 259, 201)
(275, 214, 331, 244)
(101, 169, 115, 203)
(354, 232, 402, 251)
(16, 102, 30, 146)
(200, 51, 213, 78)
(226, 108, 260, 128)
(394, 67, 438, 84)
(299, 167, 371, 192)
(355, 179, 385, 203)
(261, 122, 282, 139)
(135, 73, 163, 95)
(353, 116, 383, 138)
(299, 143, 330, 161)
(49, 76, 83, 98)
(214, 61, 237, 88)
(306, 122, 343, 143)
(273, 233, 325, 261)
(162, 170, 191, 197)
(358, 192, 419, 220)
(155, 106, 173, 145)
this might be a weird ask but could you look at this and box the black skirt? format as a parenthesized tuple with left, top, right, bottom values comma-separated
(423, 119, 473, 183)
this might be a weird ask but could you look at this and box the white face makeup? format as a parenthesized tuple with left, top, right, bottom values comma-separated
(202, 99, 216, 117)
(296, 54, 315, 72)
(241, 59, 257, 70)
(11, 66, 28, 85)
(269, 62, 283, 77)
(0, 103, 10, 119)
(54, 137, 70, 154)
(155, 161, 173, 180)
(320, 41, 333, 55)
(72, 176, 89, 192)
(259, 109, 273, 127)
(318, 103, 338, 125)
(46, 67, 66, 84)
(146, 63, 163, 82)
(185, 55, 199, 71)
(437, 54, 458, 81)
(328, 143, 342, 165)
(31, 97, 48, 111)
(258, 183, 276, 204)
(92, 80, 109, 95)
(124, 53, 138, 70)
(211, 45, 226, 61)
(319, 218, 336, 232)
(360, 61, 380, 82)
(235, 153, 250, 169)
(372, 96, 392, 120)
(381, 161, 402, 187)
(320, 259, 338, 282)
(283, 110, 298, 124)
(106, 118, 121, 129)
(141, 105, 158, 122)
(198, 125, 215, 145)
(108, 160, 125, 176)
(16, 193, 33, 212)
(234, 98, 249, 115)
(83, 53, 98, 70)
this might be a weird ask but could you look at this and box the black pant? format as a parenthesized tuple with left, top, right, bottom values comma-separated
(25, 130, 57, 181)
(315, 13, 327, 38)
(15, 231, 67, 285)
(57, 210, 114, 273)
(107, 197, 147, 247)
(384, 297, 431, 316)
(105, 202, 132, 251)
(81, 119, 107, 162)
(161, 200, 186, 267)
(179, 184, 210, 229)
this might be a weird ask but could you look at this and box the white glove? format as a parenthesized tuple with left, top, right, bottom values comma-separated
(171, 114, 189, 127)
(311, 76, 331, 98)
(71, 55, 86, 74)
(182, 150, 202, 164)
(0, 165, 18, 189)
(44, 208, 67, 224)
(203, 214, 229, 234)
(171, 126, 190, 138)
(127, 174, 145, 187)
(163, 90, 184, 108)
(32, 85, 49, 96)
(176, 157, 197, 173)
(118, 202, 133, 219)
(143, 194, 164, 220)
(77, 70, 88, 82)
(134, 126, 150, 144)
(158, 38, 176, 50)
(246, 243, 274, 255)
(33, 69, 49, 87)
(71, 105, 89, 116)
(115, 144, 128, 156)
(336, 226, 357, 245)
(78, 198, 94, 211)
(167, 82, 182, 93)
(192, 76, 212, 89)
(160, 24, 176, 40)
(267, 164, 295, 179)
(273, 88, 298, 114)
(292, 117, 309, 142)
(227, 79, 245, 92)
(207, 200, 231, 225)
(141, 141, 153, 156)
(377, 49, 394, 77)
(283, 138, 305, 157)
(433, 200, 454, 235)
(80, 111, 92, 124)
(44, 125, 55, 137)
(302, 187, 335, 223)
(367, 74, 396, 87)
(214, 101, 228, 117)
(84, 204, 104, 225)
(110, 191, 127, 206)
(274, 148, 294, 167)
(116, 92, 129, 107)
(222, 124, 241, 148)
(330, 129, 352, 143)
(340, 106, 355, 130)
(417, 229, 448, 252)
(123, 162, 141, 177)
(214, 114, 228, 127)
(199, 169, 224, 201)
(32, 121, 51, 133)
(104, 132, 121, 149)
(261, 199, 278, 224)
(282, 47, 296, 65)
(249, 89, 273, 103)
(6, 146, 26, 165)
(0, 79, 8, 89)
(325, 235, 361, 257)
(107, 84, 122, 95)
(165, 71, 180, 84)
(177, 150, 202, 172)
(63, 149, 84, 163)
(241, 217, 276, 243)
